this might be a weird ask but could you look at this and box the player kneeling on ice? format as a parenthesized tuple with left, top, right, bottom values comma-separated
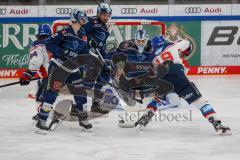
(19, 24, 52, 121)
(35, 10, 93, 132)
(135, 36, 230, 135)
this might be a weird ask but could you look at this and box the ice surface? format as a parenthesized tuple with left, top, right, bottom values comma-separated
(0, 76, 240, 160)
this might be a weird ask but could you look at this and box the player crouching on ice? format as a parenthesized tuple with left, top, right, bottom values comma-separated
(135, 36, 231, 135)
(19, 24, 52, 120)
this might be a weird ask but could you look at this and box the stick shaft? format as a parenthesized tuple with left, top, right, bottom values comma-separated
(0, 77, 40, 88)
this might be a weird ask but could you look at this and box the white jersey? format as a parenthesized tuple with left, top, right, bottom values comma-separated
(28, 44, 50, 78)
(152, 39, 190, 68)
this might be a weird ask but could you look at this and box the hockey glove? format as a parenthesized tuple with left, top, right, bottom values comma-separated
(20, 70, 34, 86)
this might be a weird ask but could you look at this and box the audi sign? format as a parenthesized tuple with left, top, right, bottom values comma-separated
(185, 7, 201, 14)
(121, 8, 137, 15)
(0, 8, 7, 15)
(56, 8, 73, 15)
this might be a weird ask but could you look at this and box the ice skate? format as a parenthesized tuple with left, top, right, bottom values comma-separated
(48, 111, 66, 131)
(35, 120, 49, 135)
(70, 107, 92, 130)
(32, 113, 39, 121)
(91, 101, 109, 116)
(135, 109, 155, 127)
(208, 117, 231, 135)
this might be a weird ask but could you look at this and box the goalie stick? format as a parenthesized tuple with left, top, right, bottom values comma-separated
(93, 48, 144, 104)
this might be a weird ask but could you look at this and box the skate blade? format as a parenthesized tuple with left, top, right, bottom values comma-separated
(88, 112, 109, 119)
(35, 129, 48, 135)
(49, 116, 66, 131)
(80, 127, 93, 132)
(67, 116, 79, 122)
(218, 129, 232, 136)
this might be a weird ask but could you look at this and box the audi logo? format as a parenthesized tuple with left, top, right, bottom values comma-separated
(0, 8, 7, 15)
(121, 8, 137, 15)
(56, 8, 73, 14)
(185, 7, 201, 14)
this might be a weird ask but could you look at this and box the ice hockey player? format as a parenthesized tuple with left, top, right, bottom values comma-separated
(110, 30, 172, 107)
(136, 36, 231, 135)
(19, 24, 52, 120)
(81, 3, 112, 115)
(35, 10, 91, 131)
(117, 26, 151, 53)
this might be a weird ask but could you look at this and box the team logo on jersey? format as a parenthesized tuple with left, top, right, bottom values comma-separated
(82, 35, 87, 41)
(165, 23, 196, 60)
(53, 81, 63, 90)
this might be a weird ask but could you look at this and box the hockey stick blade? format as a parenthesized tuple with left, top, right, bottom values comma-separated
(118, 120, 136, 128)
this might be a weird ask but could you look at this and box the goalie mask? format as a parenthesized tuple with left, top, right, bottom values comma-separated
(135, 29, 149, 53)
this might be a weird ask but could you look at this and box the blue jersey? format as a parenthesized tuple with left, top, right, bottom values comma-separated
(125, 49, 156, 79)
(82, 16, 109, 58)
(45, 26, 88, 60)
(111, 46, 156, 79)
(125, 49, 155, 63)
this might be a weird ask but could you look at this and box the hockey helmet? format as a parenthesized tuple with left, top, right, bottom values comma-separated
(70, 9, 88, 24)
(151, 36, 166, 54)
(37, 24, 52, 37)
(97, 3, 112, 15)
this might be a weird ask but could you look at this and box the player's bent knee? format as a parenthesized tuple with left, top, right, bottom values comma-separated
(179, 82, 202, 104)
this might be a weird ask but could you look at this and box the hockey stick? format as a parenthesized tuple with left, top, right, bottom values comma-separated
(0, 77, 40, 88)
(118, 105, 179, 128)
(92, 48, 143, 104)
(101, 80, 143, 104)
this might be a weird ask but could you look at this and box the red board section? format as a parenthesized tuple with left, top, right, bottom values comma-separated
(0, 68, 26, 78)
(1, 66, 240, 78)
(188, 66, 240, 75)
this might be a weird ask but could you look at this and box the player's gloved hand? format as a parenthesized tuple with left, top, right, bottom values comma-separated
(89, 39, 98, 50)
(19, 70, 34, 86)
(181, 43, 193, 58)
